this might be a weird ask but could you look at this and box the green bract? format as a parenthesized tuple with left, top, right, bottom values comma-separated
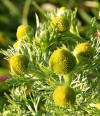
(73, 43, 94, 63)
(49, 49, 76, 75)
(53, 85, 76, 107)
(10, 54, 29, 75)
(16, 25, 34, 40)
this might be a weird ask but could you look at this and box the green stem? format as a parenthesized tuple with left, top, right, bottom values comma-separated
(27, 46, 33, 63)
(22, 0, 32, 24)
(63, 73, 73, 86)
(78, 8, 92, 24)
(1, 0, 21, 17)
(32, 1, 49, 20)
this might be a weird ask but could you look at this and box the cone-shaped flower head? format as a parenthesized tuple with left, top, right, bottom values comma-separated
(16, 25, 34, 40)
(10, 54, 29, 75)
(51, 16, 67, 32)
(49, 49, 76, 75)
(53, 85, 76, 107)
(73, 43, 94, 62)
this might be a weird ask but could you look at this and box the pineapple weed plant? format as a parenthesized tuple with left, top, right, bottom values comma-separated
(0, 6, 100, 116)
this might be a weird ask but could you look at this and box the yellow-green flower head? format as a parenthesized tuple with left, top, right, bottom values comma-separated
(53, 86, 76, 107)
(58, 7, 67, 12)
(16, 25, 34, 40)
(57, 6, 71, 16)
(49, 49, 76, 75)
(51, 16, 67, 32)
(10, 54, 29, 75)
(73, 43, 94, 62)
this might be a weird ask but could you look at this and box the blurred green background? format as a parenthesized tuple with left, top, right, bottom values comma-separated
(0, 0, 100, 75)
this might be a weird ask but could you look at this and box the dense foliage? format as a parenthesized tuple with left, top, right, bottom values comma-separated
(0, 2, 100, 116)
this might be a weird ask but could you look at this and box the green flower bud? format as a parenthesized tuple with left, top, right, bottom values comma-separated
(10, 54, 29, 75)
(16, 25, 34, 40)
(73, 43, 94, 63)
(53, 86, 76, 107)
(51, 16, 67, 32)
(49, 49, 76, 75)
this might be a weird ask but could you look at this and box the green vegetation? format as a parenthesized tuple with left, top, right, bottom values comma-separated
(0, 0, 100, 116)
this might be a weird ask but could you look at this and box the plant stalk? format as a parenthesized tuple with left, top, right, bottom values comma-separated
(63, 73, 73, 86)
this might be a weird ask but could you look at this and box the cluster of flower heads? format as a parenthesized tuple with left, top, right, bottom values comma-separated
(8, 6, 95, 110)
(49, 42, 94, 107)
(10, 25, 34, 75)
